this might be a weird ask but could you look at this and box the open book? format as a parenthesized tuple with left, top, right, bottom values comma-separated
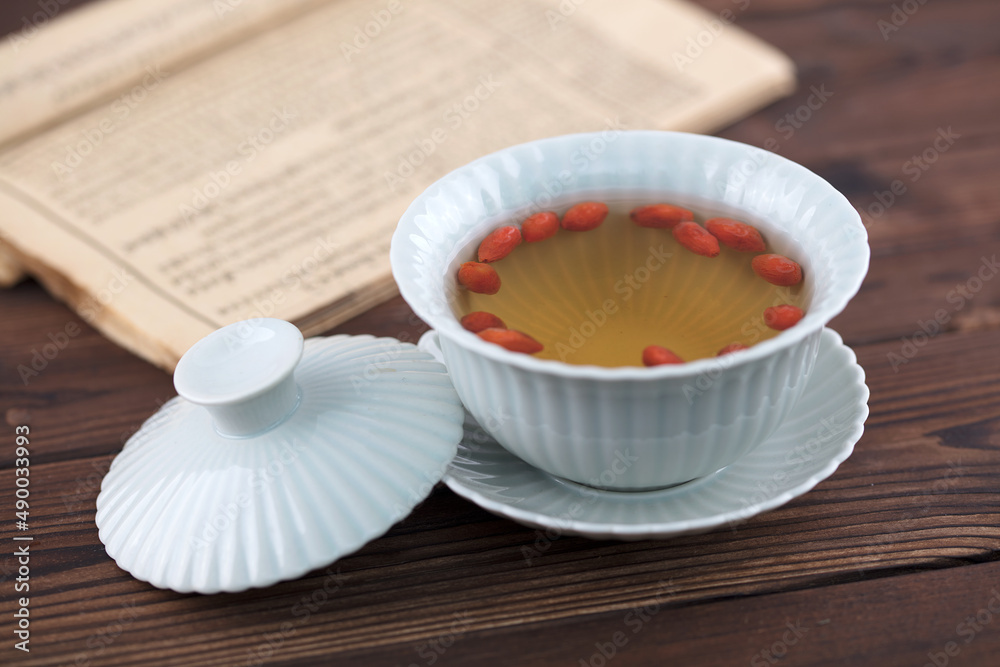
(0, 0, 794, 371)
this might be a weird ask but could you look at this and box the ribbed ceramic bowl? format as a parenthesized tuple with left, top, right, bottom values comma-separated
(390, 131, 869, 491)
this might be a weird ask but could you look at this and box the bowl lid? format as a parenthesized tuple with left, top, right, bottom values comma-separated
(95, 319, 465, 594)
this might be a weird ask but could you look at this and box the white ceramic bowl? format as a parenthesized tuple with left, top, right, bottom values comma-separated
(390, 131, 868, 491)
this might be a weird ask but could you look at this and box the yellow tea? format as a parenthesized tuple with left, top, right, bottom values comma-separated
(454, 198, 805, 368)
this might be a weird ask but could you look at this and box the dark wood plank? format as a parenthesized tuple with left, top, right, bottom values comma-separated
(830, 232, 1000, 345)
(4, 325, 1000, 665)
(343, 559, 1000, 667)
(3, 0, 1000, 665)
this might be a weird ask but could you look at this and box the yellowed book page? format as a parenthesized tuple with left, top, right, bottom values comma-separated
(0, 0, 327, 143)
(0, 0, 794, 370)
(0, 0, 327, 284)
(0, 238, 22, 286)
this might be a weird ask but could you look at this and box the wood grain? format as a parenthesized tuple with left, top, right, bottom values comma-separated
(4, 287, 1000, 665)
(3, 0, 1000, 665)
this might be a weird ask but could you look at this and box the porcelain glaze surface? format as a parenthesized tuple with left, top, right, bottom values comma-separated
(441, 328, 868, 539)
(96, 324, 465, 594)
(392, 131, 869, 490)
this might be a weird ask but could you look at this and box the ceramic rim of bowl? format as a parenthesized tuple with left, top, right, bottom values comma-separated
(391, 130, 870, 381)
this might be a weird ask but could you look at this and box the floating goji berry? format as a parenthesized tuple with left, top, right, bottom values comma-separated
(477, 328, 543, 354)
(717, 343, 749, 356)
(642, 345, 684, 366)
(460, 311, 506, 333)
(672, 221, 720, 257)
(751, 254, 803, 286)
(561, 202, 608, 231)
(478, 225, 522, 262)
(521, 211, 559, 243)
(705, 218, 766, 252)
(630, 204, 694, 229)
(763, 305, 804, 330)
(458, 262, 500, 294)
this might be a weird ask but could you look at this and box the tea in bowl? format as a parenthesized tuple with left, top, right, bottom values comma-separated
(390, 131, 868, 491)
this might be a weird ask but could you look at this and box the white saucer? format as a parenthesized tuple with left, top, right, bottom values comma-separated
(441, 328, 869, 540)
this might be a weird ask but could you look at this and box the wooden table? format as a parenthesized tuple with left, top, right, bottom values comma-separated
(3, 1, 1000, 664)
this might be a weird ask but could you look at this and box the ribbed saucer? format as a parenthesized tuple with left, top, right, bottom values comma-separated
(440, 328, 867, 539)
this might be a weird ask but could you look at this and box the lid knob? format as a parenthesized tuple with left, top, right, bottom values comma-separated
(173, 319, 303, 437)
